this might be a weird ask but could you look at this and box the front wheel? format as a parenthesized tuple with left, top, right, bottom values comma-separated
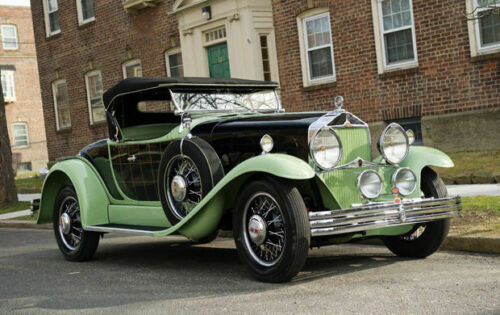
(382, 168, 450, 258)
(53, 185, 100, 261)
(233, 178, 310, 283)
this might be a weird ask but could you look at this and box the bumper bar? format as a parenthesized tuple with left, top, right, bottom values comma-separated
(309, 196, 461, 237)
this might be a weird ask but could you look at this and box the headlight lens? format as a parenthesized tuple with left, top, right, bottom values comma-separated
(379, 123, 409, 165)
(357, 170, 383, 199)
(310, 129, 342, 170)
(260, 134, 274, 153)
(392, 168, 417, 196)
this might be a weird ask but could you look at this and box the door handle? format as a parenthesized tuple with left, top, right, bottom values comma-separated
(127, 155, 137, 162)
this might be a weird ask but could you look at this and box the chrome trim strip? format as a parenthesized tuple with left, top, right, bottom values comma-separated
(309, 196, 461, 237)
(85, 225, 157, 236)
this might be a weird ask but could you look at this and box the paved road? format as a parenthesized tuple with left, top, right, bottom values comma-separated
(447, 184, 500, 197)
(0, 229, 498, 314)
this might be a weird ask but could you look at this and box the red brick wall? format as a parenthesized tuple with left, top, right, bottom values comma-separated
(31, 0, 179, 160)
(271, 0, 499, 123)
(1, 5, 48, 172)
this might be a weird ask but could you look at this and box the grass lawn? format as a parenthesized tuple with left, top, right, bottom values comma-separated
(450, 195, 500, 236)
(0, 201, 31, 215)
(15, 176, 45, 194)
(434, 151, 500, 184)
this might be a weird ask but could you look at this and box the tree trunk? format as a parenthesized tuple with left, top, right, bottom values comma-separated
(0, 82, 18, 207)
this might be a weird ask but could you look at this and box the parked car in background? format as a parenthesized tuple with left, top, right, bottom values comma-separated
(36, 77, 461, 282)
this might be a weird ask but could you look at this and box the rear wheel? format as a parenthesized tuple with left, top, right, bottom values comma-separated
(382, 168, 450, 258)
(53, 185, 100, 261)
(233, 178, 310, 283)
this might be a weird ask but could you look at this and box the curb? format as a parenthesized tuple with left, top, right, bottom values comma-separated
(0, 220, 51, 230)
(441, 235, 500, 255)
(1, 221, 498, 255)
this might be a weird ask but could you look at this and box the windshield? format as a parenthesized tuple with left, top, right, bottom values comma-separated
(170, 89, 280, 113)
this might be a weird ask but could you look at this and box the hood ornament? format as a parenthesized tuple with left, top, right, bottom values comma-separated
(334, 95, 344, 110)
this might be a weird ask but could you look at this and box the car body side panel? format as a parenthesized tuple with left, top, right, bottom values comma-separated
(152, 153, 316, 239)
(108, 204, 170, 227)
(37, 157, 110, 227)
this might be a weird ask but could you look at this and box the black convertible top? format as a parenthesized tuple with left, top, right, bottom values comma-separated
(102, 77, 278, 109)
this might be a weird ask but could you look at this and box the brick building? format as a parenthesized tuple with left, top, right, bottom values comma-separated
(1, 4, 47, 174)
(31, 0, 499, 161)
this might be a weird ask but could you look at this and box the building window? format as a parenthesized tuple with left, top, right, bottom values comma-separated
(1, 25, 18, 50)
(52, 80, 71, 130)
(166, 50, 184, 77)
(12, 123, 29, 147)
(17, 162, 32, 173)
(76, 0, 95, 25)
(372, 0, 418, 73)
(1, 69, 15, 102)
(297, 10, 336, 87)
(122, 59, 142, 78)
(43, 0, 61, 37)
(472, 0, 500, 53)
(204, 27, 226, 44)
(260, 35, 271, 81)
(85, 71, 105, 124)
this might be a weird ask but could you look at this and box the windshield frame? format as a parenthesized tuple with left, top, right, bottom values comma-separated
(168, 88, 282, 115)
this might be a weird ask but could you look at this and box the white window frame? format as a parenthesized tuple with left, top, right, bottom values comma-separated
(297, 9, 336, 87)
(122, 59, 143, 78)
(165, 48, 184, 77)
(467, 0, 500, 56)
(85, 70, 105, 125)
(42, 0, 61, 37)
(1, 25, 18, 50)
(371, 0, 418, 74)
(52, 79, 71, 130)
(12, 122, 29, 148)
(1, 69, 16, 102)
(76, 0, 95, 26)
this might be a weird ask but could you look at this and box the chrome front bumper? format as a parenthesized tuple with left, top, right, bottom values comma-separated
(309, 196, 461, 237)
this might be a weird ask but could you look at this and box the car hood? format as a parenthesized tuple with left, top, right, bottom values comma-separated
(192, 112, 326, 138)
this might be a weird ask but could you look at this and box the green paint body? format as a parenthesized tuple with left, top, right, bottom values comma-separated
(37, 126, 454, 241)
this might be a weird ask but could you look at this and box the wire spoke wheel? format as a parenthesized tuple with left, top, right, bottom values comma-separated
(58, 196, 83, 251)
(165, 155, 203, 219)
(242, 192, 285, 267)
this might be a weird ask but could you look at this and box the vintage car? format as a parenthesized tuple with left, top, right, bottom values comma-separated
(36, 77, 461, 283)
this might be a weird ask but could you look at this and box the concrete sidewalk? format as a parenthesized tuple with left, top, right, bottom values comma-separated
(0, 210, 32, 220)
(447, 184, 500, 197)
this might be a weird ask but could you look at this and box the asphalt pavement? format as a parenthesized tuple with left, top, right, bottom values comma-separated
(0, 228, 498, 314)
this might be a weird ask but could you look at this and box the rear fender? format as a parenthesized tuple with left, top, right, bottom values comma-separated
(37, 157, 110, 227)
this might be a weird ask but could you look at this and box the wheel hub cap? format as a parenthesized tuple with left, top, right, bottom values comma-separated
(60, 213, 71, 235)
(248, 215, 267, 246)
(171, 175, 187, 202)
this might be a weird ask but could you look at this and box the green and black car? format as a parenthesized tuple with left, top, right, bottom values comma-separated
(37, 77, 461, 282)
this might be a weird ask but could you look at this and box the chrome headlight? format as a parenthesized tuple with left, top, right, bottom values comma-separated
(310, 128, 342, 170)
(379, 123, 409, 165)
(260, 134, 274, 153)
(357, 170, 383, 199)
(392, 167, 417, 196)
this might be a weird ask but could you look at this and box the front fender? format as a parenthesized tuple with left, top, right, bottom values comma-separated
(154, 153, 315, 238)
(400, 146, 454, 170)
(37, 157, 110, 227)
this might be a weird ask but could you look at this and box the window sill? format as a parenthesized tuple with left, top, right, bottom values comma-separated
(2, 47, 19, 51)
(56, 127, 72, 134)
(302, 78, 337, 91)
(12, 145, 29, 149)
(378, 65, 419, 79)
(78, 18, 96, 29)
(90, 120, 107, 128)
(4, 99, 16, 104)
(471, 47, 500, 62)
(46, 31, 61, 40)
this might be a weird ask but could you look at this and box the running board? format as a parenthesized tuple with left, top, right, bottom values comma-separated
(85, 224, 166, 236)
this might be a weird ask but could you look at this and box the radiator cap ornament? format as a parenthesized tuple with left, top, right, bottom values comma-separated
(334, 95, 344, 110)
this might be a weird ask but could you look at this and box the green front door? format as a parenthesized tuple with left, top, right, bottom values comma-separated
(207, 42, 230, 78)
